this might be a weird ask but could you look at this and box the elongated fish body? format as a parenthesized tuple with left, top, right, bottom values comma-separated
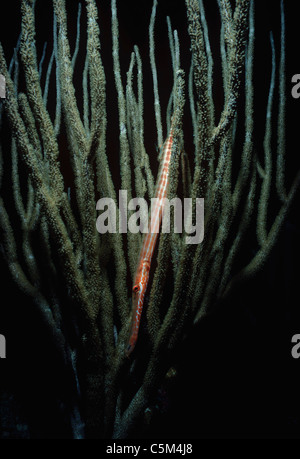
(126, 128, 174, 356)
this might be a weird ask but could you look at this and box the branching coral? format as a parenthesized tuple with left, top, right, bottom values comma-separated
(0, 0, 299, 439)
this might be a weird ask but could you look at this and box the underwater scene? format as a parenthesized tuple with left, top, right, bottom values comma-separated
(0, 0, 299, 441)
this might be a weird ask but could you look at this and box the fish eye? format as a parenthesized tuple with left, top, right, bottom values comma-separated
(133, 285, 139, 293)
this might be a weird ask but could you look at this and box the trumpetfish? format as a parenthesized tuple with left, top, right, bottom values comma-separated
(126, 124, 174, 357)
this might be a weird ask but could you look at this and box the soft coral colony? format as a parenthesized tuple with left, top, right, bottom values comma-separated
(0, 0, 299, 439)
